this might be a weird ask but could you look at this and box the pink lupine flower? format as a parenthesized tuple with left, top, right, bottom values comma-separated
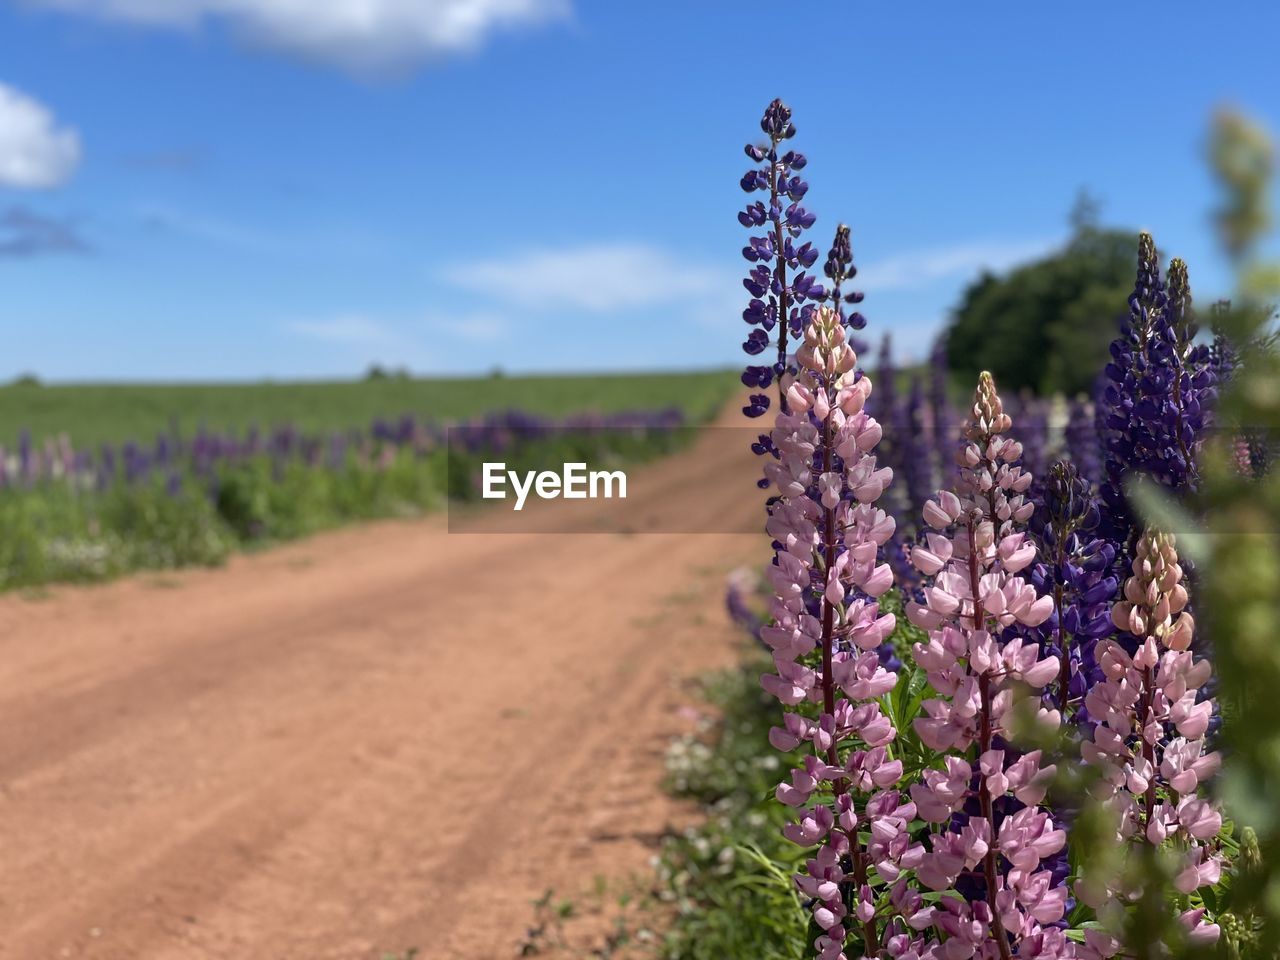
(761, 306, 920, 958)
(904, 372, 1071, 959)
(1078, 529, 1223, 945)
(1233, 437, 1254, 477)
(1178, 907, 1221, 946)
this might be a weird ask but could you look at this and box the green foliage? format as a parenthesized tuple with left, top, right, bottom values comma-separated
(0, 423, 680, 591)
(943, 223, 1136, 396)
(0, 370, 736, 448)
(1190, 109, 1280, 958)
(0, 479, 235, 588)
(1081, 107, 1280, 960)
(209, 449, 446, 541)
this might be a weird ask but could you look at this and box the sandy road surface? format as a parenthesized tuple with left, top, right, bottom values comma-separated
(0, 410, 766, 959)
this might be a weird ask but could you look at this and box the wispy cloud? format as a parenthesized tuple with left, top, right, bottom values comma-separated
(445, 242, 723, 312)
(285, 315, 436, 371)
(294, 235, 1057, 372)
(292, 311, 509, 348)
(26, 0, 572, 74)
(122, 148, 206, 173)
(437, 311, 508, 341)
(286, 316, 400, 346)
(0, 206, 89, 257)
(0, 82, 81, 189)
(859, 238, 1059, 293)
(137, 204, 283, 254)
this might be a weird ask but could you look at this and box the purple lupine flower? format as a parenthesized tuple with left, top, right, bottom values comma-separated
(1009, 393, 1049, 489)
(928, 337, 957, 487)
(871, 373, 936, 605)
(327, 434, 348, 470)
(901, 375, 936, 523)
(879, 343, 934, 507)
(18, 428, 32, 483)
(155, 432, 174, 468)
(739, 99, 818, 420)
(122, 442, 149, 485)
(1208, 299, 1237, 386)
(1064, 396, 1101, 488)
(725, 568, 765, 646)
(97, 444, 116, 491)
(1028, 460, 1117, 717)
(1098, 237, 1219, 567)
(818, 223, 867, 353)
(873, 334, 906, 504)
(871, 336, 929, 593)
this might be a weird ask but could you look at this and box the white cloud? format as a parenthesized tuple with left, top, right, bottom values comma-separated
(288, 310, 507, 349)
(859, 238, 1059, 293)
(438, 311, 507, 341)
(27, 0, 571, 72)
(287, 315, 398, 345)
(0, 83, 81, 189)
(445, 242, 723, 312)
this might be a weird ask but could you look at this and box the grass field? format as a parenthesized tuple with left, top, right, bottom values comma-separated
(0, 369, 740, 590)
(0, 370, 739, 446)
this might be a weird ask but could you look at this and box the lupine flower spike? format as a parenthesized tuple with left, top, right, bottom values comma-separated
(761, 306, 919, 959)
(820, 223, 868, 350)
(739, 99, 818, 419)
(1029, 461, 1116, 717)
(906, 372, 1072, 959)
(1064, 395, 1102, 488)
(1099, 235, 1218, 568)
(1078, 529, 1223, 950)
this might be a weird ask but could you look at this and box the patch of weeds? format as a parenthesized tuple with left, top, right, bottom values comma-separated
(519, 889, 577, 956)
(517, 882, 659, 959)
(654, 653, 808, 960)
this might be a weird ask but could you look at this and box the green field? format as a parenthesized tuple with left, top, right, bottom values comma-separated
(0, 369, 740, 591)
(0, 370, 738, 446)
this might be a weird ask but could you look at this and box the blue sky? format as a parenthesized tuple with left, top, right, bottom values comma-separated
(0, 0, 1277, 382)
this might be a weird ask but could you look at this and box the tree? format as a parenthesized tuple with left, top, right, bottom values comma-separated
(942, 215, 1136, 396)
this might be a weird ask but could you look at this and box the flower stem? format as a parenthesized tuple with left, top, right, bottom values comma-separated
(769, 155, 790, 413)
(817, 377, 878, 958)
(1138, 660, 1158, 839)
(968, 520, 1014, 960)
(1055, 579, 1070, 715)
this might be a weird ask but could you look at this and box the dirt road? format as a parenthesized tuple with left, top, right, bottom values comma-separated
(0, 412, 767, 959)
